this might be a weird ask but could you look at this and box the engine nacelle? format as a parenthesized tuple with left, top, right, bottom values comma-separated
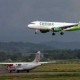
(40, 30, 49, 33)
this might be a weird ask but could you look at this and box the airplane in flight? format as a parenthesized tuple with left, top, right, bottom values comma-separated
(28, 21, 80, 35)
(0, 51, 48, 73)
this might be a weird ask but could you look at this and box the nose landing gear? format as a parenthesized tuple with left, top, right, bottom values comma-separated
(52, 32, 55, 35)
(35, 30, 38, 34)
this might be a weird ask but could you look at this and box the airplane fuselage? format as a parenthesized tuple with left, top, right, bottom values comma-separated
(7, 62, 41, 71)
(28, 21, 76, 30)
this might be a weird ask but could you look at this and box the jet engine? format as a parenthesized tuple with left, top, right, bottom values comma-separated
(40, 30, 49, 33)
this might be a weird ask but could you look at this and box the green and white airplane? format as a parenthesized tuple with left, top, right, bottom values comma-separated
(28, 21, 80, 35)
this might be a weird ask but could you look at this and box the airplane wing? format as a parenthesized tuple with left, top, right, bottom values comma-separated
(0, 62, 28, 65)
(40, 62, 49, 64)
(40, 61, 56, 64)
(60, 23, 78, 30)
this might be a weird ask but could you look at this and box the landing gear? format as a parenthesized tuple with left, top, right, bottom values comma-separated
(52, 32, 55, 36)
(35, 32, 37, 34)
(26, 70, 29, 73)
(60, 32, 64, 35)
(9, 70, 12, 73)
(16, 70, 20, 73)
(52, 32, 64, 35)
(35, 30, 38, 34)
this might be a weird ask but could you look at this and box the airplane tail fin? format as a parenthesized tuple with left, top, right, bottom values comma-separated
(33, 51, 41, 63)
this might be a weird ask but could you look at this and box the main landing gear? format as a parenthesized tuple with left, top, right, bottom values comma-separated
(16, 70, 30, 73)
(52, 32, 64, 36)
(52, 32, 55, 35)
(60, 32, 64, 35)
(26, 70, 30, 73)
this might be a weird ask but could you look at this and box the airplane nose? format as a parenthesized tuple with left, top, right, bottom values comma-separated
(28, 24, 31, 28)
(28, 24, 33, 29)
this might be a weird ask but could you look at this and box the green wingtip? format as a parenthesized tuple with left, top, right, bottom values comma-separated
(78, 21, 80, 23)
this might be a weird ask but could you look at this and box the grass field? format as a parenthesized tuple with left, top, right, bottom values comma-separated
(0, 73, 80, 80)
(32, 63, 80, 72)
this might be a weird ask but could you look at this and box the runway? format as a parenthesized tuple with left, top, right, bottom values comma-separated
(0, 68, 80, 76)
(1, 71, 80, 76)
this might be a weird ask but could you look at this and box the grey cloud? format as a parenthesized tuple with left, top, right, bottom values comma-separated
(0, 0, 80, 42)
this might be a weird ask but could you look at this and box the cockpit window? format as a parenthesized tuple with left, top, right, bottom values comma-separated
(31, 21, 38, 24)
(31, 22, 35, 24)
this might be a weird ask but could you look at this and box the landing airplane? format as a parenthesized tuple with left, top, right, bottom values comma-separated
(28, 21, 80, 35)
(0, 51, 48, 73)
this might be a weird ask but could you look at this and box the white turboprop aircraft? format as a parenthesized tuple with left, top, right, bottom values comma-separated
(0, 51, 48, 73)
(28, 21, 80, 35)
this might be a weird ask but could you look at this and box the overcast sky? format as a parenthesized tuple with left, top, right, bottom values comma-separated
(0, 0, 80, 43)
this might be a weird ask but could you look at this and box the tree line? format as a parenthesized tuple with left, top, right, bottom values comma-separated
(43, 49, 80, 60)
(0, 49, 80, 62)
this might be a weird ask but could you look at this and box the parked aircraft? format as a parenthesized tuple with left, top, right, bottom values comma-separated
(0, 51, 48, 73)
(28, 21, 80, 35)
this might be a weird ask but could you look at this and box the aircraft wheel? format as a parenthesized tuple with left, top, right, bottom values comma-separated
(60, 32, 64, 35)
(16, 70, 20, 73)
(52, 32, 55, 35)
(26, 70, 29, 73)
(9, 70, 12, 73)
(35, 32, 37, 34)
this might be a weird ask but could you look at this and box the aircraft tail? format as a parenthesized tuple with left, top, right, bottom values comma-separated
(33, 51, 41, 63)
